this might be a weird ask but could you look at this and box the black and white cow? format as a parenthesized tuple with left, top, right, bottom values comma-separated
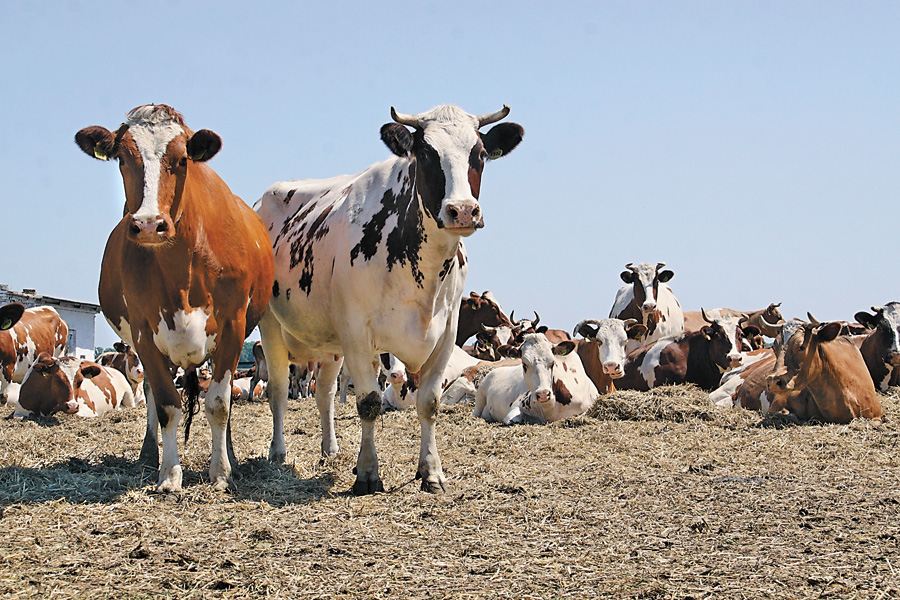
(255, 105, 523, 494)
(609, 262, 684, 351)
(854, 303, 900, 391)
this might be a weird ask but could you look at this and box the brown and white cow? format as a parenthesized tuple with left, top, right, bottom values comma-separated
(76, 104, 274, 492)
(684, 303, 782, 350)
(854, 302, 900, 391)
(708, 347, 775, 410)
(255, 104, 523, 494)
(456, 291, 513, 347)
(572, 318, 647, 394)
(616, 310, 746, 392)
(0, 303, 69, 406)
(609, 262, 684, 351)
(765, 317, 882, 423)
(96, 341, 145, 404)
(14, 353, 135, 418)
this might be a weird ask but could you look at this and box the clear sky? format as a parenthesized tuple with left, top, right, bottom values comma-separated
(2, 1, 898, 349)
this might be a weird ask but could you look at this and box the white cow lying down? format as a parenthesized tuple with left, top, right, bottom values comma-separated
(474, 333, 599, 424)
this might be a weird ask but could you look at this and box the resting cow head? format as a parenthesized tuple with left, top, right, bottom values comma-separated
(503, 333, 577, 405)
(75, 104, 223, 247)
(765, 318, 841, 394)
(855, 302, 900, 369)
(17, 354, 103, 417)
(573, 318, 647, 379)
(380, 105, 523, 235)
(700, 309, 746, 371)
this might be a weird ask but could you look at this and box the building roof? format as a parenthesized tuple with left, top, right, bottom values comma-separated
(0, 284, 101, 314)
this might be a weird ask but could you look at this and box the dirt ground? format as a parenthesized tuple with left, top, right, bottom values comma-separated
(1, 386, 899, 599)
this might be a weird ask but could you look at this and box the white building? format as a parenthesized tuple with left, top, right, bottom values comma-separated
(0, 284, 101, 360)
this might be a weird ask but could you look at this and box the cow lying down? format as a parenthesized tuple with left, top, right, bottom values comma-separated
(474, 333, 598, 424)
(13, 353, 135, 418)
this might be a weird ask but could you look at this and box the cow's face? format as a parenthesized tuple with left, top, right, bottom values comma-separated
(379, 353, 407, 388)
(766, 319, 843, 394)
(506, 334, 575, 404)
(380, 105, 523, 235)
(18, 354, 100, 416)
(75, 104, 222, 247)
(112, 341, 144, 384)
(855, 302, 900, 367)
(575, 318, 647, 378)
(463, 292, 512, 329)
(620, 262, 674, 319)
(701, 313, 744, 371)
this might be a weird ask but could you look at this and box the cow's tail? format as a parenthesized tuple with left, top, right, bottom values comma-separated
(182, 369, 201, 443)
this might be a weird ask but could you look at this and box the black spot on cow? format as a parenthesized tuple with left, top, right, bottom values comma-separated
(281, 198, 336, 296)
(283, 188, 296, 205)
(285, 288, 291, 301)
(350, 172, 427, 287)
(272, 280, 280, 298)
(439, 257, 454, 280)
(412, 132, 446, 227)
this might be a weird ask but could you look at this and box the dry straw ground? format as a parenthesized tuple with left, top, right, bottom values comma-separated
(2, 386, 900, 599)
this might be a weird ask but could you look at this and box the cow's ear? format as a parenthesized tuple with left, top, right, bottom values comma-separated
(815, 322, 843, 343)
(113, 341, 128, 353)
(627, 323, 648, 340)
(701, 326, 713, 340)
(381, 123, 413, 157)
(657, 270, 675, 283)
(187, 129, 222, 162)
(480, 122, 523, 160)
(75, 126, 115, 161)
(742, 325, 761, 338)
(536, 326, 549, 334)
(80, 363, 102, 379)
(854, 311, 877, 329)
(620, 270, 635, 284)
(501, 344, 521, 359)
(0, 303, 25, 331)
(552, 341, 576, 356)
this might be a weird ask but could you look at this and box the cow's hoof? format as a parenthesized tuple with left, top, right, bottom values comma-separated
(352, 478, 385, 496)
(211, 477, 233, 492)
(155, 480, 182, 494)
(138, 448, 160, 469)
(268, 449, 286, 464)
(420, 477, 448, 494)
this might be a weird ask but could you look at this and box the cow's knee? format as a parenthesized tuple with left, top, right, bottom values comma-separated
(357, 391, 382, 421)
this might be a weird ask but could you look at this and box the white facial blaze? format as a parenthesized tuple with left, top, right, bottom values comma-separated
(881, 304, 900, 354)
(127, 112, 183, 223)
(519, 334, 555, 401)
(592, 319, 630, 369)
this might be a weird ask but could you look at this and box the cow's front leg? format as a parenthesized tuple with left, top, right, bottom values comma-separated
(204, 372, 237, 491)
(416, 345, 454, 494)
(342, 352, 384, 495)
(313, 357, 342, 458)
(137, 348, 182, 493)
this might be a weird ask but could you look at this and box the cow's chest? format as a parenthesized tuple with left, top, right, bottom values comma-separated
(146, 308, 216, 370)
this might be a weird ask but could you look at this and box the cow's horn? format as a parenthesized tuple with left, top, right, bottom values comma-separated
(701, 308, 714, 324)
(872, 305, 885, 314)
(481, 323, 497, 334)
(573, 319, 601, 339)
(758, 314, 783, 338)
(390, 107, 420, 128)
(532, 312, 540, 329)
(656, 262, 667, 271)
(807, 312, 821, 326)
(509, 310, 516, 324)
(477, 105, 510, 128)
(625, 263, 637, 271)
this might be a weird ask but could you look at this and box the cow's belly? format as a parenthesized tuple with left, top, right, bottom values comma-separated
(150, 308, 216, 369)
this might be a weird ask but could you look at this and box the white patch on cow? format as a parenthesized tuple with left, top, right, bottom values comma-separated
(880, 366, 894, 391)
(127, 107, 183, 223)
(107, 315, 135, 347)
(758, 391, 770, 414)
(152, 308, 216, 369)
(639, 339, 669, 388)
(881, 303, 900, 355)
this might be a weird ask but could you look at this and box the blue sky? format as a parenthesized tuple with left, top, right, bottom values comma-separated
(2, 1, 898, 348)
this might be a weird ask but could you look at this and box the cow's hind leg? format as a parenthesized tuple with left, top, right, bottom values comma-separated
(138, 380, 160, 468)
(313, 357, 342, 458)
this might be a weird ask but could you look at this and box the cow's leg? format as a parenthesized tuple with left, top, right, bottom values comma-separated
(313, 357, 342, 458)
(414, 340, 455, 494)
(138, 379, 160, 468)
(342, 352, 383, 495)
(137, 349, 183, 493)
(259, 310, 291, 463)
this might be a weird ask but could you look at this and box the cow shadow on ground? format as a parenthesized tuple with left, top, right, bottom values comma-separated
(0, 454, 338, 508)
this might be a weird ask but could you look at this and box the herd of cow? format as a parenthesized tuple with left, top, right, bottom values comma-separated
(0, 103, 894, 496)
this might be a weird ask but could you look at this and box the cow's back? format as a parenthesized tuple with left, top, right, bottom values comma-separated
(0, 307, 68, 389)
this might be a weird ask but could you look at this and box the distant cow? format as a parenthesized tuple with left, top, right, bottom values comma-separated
(76, 104, 274, 492)
(610, 262, 684, 351)
(14, 353, 135, 418)
(383, 347, 481, 411)
(854, 303, 900, 390)
(255, 104, 523, 494)
(474, 333, 598, 424)
(456, 291, 513, 346)
(765, 317, 882, 423)
(572, 318, 647, 394)
(684, 303, 782, 350)
(0, 303, 69, 406)
(708, 348, 775, 410)
(617, 310, 746, 392)
(96, 341, 145, 404)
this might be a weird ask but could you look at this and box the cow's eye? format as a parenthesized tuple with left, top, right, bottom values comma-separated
(480, 150, 488, 160)
(179, 157, 187, 167)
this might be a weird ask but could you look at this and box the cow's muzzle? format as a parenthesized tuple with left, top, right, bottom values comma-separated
(128, 213, 175, 245)
(444, 200, 483, 233)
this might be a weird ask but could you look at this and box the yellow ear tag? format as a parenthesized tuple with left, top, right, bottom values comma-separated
(488, 149, 503, 159)
(93, 145, 108, 161)
(0, 319, 11, 330)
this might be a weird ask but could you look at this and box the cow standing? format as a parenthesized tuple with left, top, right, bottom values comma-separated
(255, 104, 523, 494)
(610, 262, 684, 351)
(75, 104, 274, 492)
(0, 303, 69, 406)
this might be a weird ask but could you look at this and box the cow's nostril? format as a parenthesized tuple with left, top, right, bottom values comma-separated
(156, 221, 168, 233)
(130, 223, 141, 234)
(447, 207, 459, 219)
(471, 206, 480, 218)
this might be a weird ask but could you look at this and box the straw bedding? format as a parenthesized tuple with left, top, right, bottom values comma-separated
(1, 386, 899, 599)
